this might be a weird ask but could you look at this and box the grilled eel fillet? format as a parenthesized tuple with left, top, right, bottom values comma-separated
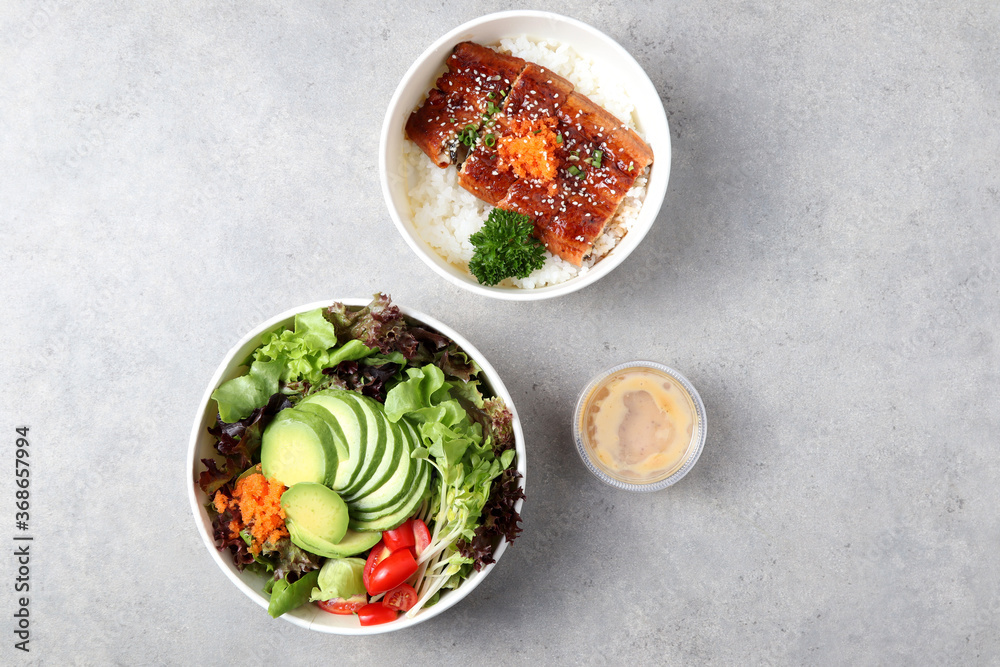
(405, 42, 526, 168)
(406, 42, 653, 266)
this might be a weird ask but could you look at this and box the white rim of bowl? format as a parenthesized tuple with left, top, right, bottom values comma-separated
(187, 298, 526, 634)
(379, 10, 671, 301)
(572, 361, 706, 492)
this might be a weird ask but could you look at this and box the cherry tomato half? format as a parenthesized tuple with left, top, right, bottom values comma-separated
(412, 519, 431, 556)
(358, 602, 398, 626)
(382, 521, 416, 553)
(367, 548, 418, 595)
(317, 595, 367, 615)
(382, 583, 418, 612)
(363, 541, 392, 592)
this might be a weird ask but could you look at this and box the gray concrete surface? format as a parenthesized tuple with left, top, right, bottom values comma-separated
(2, 1, 999, 664)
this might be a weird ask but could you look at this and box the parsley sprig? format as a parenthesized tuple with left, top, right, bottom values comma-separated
(468, 208, 546, 286)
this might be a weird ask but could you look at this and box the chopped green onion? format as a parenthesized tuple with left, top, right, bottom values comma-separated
(487, 92, 495, 99)
(628, 161, 634, 171)
(556, 133, 563, 144)
(449, 117, 457, 123)
(567, 165, 582, 177)
(457, 123, 479, 147)
(533, 129, 541, 135)
(484, 133, 496, 147)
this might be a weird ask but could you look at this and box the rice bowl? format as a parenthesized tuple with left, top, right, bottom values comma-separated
(380, 11, 671, 300)
(403, 36, 650, 289)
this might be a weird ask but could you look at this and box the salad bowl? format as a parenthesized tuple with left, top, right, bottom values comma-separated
(380, 10, 672, 301)
(187, 298, 526, 634)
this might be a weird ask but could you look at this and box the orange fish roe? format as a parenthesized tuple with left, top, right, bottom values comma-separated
(213, 491, 229, 514)
(498, 117, 560, 182)
(228, 473, 289, 555)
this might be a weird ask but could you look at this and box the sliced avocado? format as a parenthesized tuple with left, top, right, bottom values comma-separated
(342, 414, 403, 502)
(297, 403, 350, 469)
(299, 390, 367, 492)
(346, 417, 420, 513)
(260, 409, 338, 487)
(338, 393, 389, 499)
(281, 482, 349, 548)
(350, 454, 429, 520)
(349, 456, 431, 532)
(293, 527, 383, 559)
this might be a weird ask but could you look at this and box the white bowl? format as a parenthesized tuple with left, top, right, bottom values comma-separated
(187, 299, 526, 634)
(380, 10, 672, 301)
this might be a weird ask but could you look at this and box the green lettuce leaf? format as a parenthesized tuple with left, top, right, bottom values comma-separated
(449, 377, 485, 409)
(267, 570, 320, 618)
(362, 351, 407, 367)
(291, 308, 340, 350)
(384, 365, 449, 422)
(211, 358, 284, 423)
(391, 367, 518, 614)
(310, 558, 366, 602)
(255, 315, 372, 385)
(423, 422, 475, 478)
(212, 309, 374, 422)
(325, 339, 373, 368)
(385, 365, 476, 429)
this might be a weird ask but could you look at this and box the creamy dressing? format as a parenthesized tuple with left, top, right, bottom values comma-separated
(581, 368, 696, 483)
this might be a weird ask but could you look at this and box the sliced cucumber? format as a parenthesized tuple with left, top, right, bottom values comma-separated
(260, 409, 338, 487)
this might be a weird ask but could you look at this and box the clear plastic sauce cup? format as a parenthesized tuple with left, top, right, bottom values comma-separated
(573, 361, 707, 491)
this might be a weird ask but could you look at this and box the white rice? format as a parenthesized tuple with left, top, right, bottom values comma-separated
(403, 36, 649, 289)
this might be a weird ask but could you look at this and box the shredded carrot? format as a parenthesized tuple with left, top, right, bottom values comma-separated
(225, 473, 288, 555)
(497, 117, 560, 181)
